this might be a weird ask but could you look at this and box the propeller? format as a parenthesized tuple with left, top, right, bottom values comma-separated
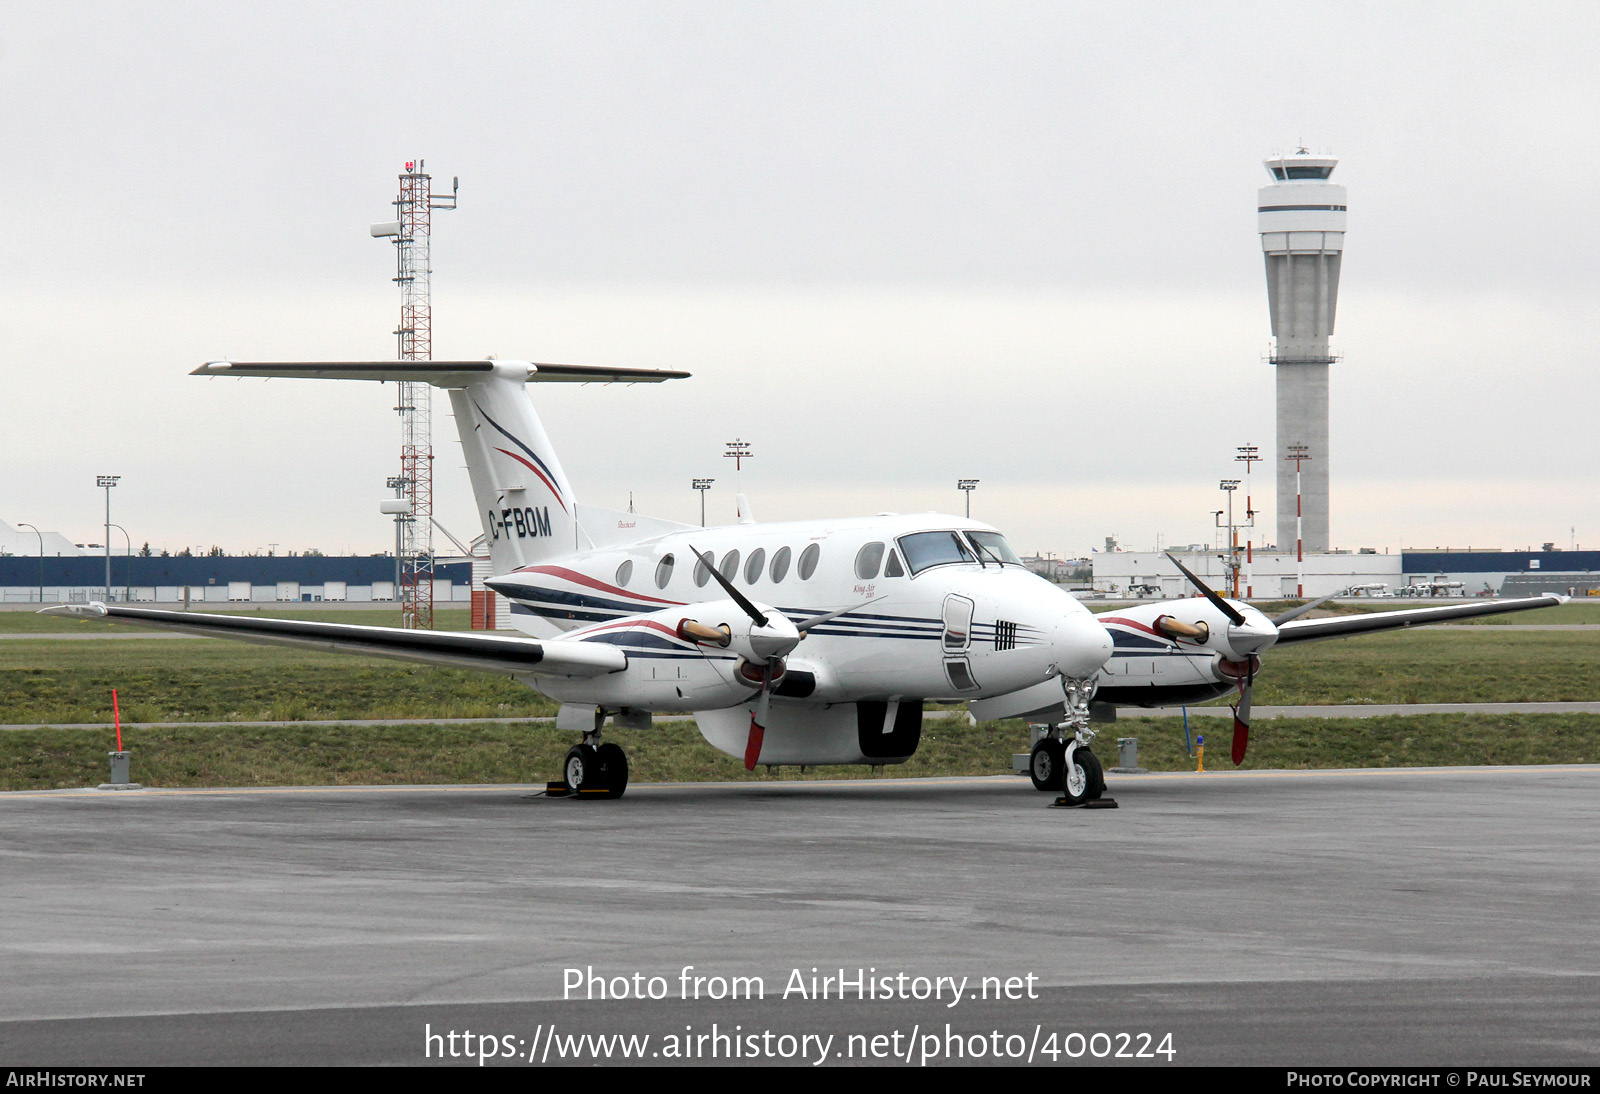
(690, 546, 795, 770)
(1271, 591, 1339, 625)
(690, 546, 880, 770)
(1163, 553, 1260, 766)
(1163, 553, 1245, 625)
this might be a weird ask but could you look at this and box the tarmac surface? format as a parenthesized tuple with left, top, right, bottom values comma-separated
(2, 766, 1598, 1066)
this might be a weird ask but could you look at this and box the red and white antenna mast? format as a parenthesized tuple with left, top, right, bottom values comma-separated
(373, 159, 458, 629)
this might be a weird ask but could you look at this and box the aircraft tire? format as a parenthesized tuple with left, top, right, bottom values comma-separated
(596, 743, 629, 799)
(1059, 745, 1093, 806)
(563, 744, 600, 793)
(1079, 749, 1105, 801)
(1029, 738, 1066, 792)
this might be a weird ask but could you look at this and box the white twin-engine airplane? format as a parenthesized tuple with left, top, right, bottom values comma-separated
(47, 360, 1563, 801)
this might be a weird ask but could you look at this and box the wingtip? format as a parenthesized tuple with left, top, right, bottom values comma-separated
(39, 602, 108, 618)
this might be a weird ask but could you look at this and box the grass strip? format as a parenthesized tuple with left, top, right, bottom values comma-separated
(3, 714, 1595, 792)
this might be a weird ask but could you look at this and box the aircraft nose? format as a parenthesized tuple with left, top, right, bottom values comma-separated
(1054, 613, 1113, 679)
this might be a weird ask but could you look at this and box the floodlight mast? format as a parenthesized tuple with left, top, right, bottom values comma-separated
(1286, 444, 1312, 597)
(958, 479, 979, 519)
(96, 475, 119, 600)
(1236, 445, 1261, 597)
(1219, 479, 1241, 597)
(372, 160, 458, 629)
(692, 479, 715, 527)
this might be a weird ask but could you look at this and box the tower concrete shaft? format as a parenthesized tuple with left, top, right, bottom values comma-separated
(1260, 149, 1345, 552)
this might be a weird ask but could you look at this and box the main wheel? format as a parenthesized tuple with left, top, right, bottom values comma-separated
(563, 744, 600, 793)
(1079, 749, 1105, 801)
(595, 743, 629, 799)
(1060, 745, 1092, 806)
(1029, 738, 1065, 792)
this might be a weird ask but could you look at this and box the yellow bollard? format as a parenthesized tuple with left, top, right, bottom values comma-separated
(1196, 734, 1205, 772)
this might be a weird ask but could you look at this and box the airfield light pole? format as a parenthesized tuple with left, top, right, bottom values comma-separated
(96, 475, 119, 601)
(724, 440, 752, 521)
(108, 523, 132, 602)
(1286, 444, 1311, 597)
(693, 479, 715, 527)
(17, 522, 43, 603)
(958, 479, 979, 518)
(1236, 445, 1261, 598)
(371, 159, 458, 630)
(1220, 480, 1241, 597)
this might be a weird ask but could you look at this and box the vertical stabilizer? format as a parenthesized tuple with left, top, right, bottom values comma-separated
(447, 370, 578, 573)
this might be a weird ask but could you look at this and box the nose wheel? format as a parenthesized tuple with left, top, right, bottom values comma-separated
(1030, 676, 1105, 802)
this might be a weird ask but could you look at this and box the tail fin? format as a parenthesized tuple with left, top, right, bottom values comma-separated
(194, 359, 687, 574)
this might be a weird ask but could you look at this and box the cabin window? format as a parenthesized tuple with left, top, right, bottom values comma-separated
(883, 550, 905, 578)
(654, 553, 675, 589)
(897, 531, 976, 575)
(693, 550, 714, 587)
(854, 541, 885, 580)
(770, 546, 792, 583)
(719, 550, 740, 582)
(798, 543, 821, 580)
(744, 548, 766, 584)
(616, 559, 633, 588)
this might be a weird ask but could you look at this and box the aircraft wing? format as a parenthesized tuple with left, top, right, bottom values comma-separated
(39, 604, 626, 677)
(1273, 594, 1567, 645)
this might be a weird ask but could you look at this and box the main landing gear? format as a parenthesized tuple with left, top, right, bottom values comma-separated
(1028, 677, 1106, 805)
(561, 728, 630, 800)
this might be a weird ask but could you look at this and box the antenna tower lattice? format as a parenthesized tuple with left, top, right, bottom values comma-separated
(386, 159, 458, 628)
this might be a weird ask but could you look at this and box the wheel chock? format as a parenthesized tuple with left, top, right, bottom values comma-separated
(545, 781, 572, 797)
(1053, 796, 1119, 809)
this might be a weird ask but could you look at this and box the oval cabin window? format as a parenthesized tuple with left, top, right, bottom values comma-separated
(854, 542, 885, 580)
(798, 543, 821, 581)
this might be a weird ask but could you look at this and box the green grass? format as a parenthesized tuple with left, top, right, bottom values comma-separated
(1250, 629, 1600, 704)
(0, 606, 474, 634)
(2, 625, 1596, 726)
(0, 638, 553, 724)
(4, 713, 1596, 792)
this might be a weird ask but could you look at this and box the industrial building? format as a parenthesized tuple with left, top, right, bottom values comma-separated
(1091, 547, 1600, 600)
(0, 550, 472, 607)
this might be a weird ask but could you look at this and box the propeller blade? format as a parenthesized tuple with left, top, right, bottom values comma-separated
(1271, 591, 1339, 626)
(1231, 675, 1252, 765)
(793, 596, 884, 634)
(690, 544, 768, 627)
(1164, 553, 1245, 626)
(744, 664, 773, 770)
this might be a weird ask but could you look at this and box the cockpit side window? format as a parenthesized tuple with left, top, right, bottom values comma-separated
(883, 549, 905, 578)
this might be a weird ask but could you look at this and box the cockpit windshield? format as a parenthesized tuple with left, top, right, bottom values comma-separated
(965, 531, 1023, 567)
(896, 531, 977, 575)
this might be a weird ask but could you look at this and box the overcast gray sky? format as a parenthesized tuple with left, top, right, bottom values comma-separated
(4, 1, 1597, 558)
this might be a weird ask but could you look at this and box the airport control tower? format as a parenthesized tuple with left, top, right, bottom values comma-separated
(1260, 148, 1346, 553)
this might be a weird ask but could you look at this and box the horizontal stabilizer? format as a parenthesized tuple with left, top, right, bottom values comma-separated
(193, 360, 690, 386)
(38, 604, 627, 677)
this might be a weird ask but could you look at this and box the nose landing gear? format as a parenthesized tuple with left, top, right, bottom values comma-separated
(1029, 677, 1107, 805)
